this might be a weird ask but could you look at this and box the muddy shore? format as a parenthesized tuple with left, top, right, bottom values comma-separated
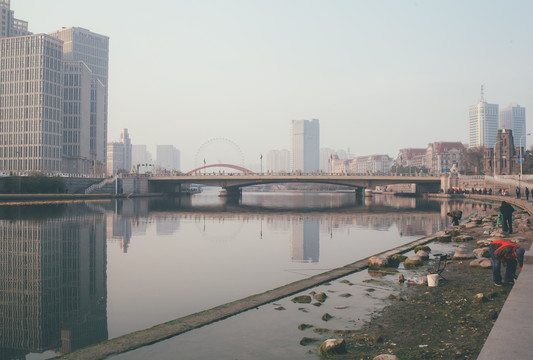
(313, 199, 532, 359)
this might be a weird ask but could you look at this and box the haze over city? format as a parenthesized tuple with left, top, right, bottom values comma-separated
(12, 0, 533, 171)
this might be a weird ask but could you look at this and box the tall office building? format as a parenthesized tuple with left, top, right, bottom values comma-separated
(49, 27, 109, 174)
(0, 34, 64, 173)
(0, 2, 109, 176)
(156, 145, 180, 173)
(61, 61, 92, 174)
(0, 0, 30, 38)
(468, 87, 499, 148)
(500, 103, 526, 149)
(290, 119, 320, 173)
(266, 149, 290, 173)
(106, 129, 131, 175)
(132, 145, 153, 166)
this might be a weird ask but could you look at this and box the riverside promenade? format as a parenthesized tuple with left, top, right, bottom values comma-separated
(474, 194, 533, 360)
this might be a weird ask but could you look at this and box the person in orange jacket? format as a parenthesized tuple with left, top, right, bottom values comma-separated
(489, 240, 525, 286)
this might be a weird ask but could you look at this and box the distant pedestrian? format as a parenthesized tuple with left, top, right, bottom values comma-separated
(526, 187, 530, 201)
(489, 239, 525, 286)
(516, 186, 521, 199)
(500, 201, 515, 234)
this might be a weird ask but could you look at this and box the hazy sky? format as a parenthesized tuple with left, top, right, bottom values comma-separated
(12, 0, 533, 171)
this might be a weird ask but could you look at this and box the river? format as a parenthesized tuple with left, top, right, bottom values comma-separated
(0, 191, 492, 359)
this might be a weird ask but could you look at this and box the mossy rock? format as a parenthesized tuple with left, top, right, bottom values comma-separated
(300, 337, 320, 346)
(386, 254, 407, 268)
(414, 245, 431, 253)
(322, 313, 333, 321)
(292, 295, 312, 304)
(446, 229, 461, 237)
(339, 293, 352, 298)
(436, 235, 452, 243)
(404, 256, 423, 269)
(453, 235, 474, 243)
(368, 256, 388, 269)
(298, 323, 314, 331)
(313, 292, 328, 302)
(318, 339, 346, 356)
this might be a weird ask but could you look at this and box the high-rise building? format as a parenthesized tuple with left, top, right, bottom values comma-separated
(107, 129, 131, 175)
(468, 86, 499, 148)
(61, 61, 92, 174)
(500, 103, 526, 149)
(290, 119, 320, 173)
(156, 145, 180, 173)
(0, 2, 109, 176)
(266, 149, 290, 173)
(0, 34, 64, 174)
(49, 27, 109, 174)
(132, 145, 153, 166)
(0, 0, 30, 38)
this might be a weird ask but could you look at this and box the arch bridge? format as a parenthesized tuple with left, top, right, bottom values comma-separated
(147, 174, 442, 196)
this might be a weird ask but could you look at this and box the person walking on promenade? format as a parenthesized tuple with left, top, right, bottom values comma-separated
(526, 187, 530, 201)
(489, 239, 525, 286)
(516, 186, 521, 199)
(500, 201, 515, 234)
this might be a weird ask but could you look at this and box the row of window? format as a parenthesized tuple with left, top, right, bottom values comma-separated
(0, 145, 60, 159)
(0, 105, 61, 121)
(0, 54, 45, 69)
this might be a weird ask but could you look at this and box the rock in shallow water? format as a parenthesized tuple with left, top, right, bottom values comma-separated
(318, 338, 346, 356)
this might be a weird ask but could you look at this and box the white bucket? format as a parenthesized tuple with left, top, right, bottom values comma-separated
(427, 274, 439, 287)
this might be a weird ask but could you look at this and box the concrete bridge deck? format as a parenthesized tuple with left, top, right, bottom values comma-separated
(147, 174, 442, 193)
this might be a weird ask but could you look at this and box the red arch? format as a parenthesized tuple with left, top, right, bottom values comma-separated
(186, 163, 255, 175)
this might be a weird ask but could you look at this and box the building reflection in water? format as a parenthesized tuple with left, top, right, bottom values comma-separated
(0, 204, 107, 359)
(290, 218, 320, 263)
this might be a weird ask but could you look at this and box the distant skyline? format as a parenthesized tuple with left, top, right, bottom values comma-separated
(13, 0, 533, 171)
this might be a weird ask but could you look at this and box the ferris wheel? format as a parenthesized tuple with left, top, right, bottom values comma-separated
(194, 138, 245, 168)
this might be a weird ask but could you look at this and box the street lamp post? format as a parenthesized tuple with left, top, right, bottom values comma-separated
(260, 154, 263, 175)
(519, 133, 531, 192)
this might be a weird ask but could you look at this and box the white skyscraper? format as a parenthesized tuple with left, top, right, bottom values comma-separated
(290, 119, 320, 173)
(266, 149, 290, 173)
(0, 0, 30, 38)
(500, 103, 526, 148)
(107, 129, 131, 175)
(468, 87, 498, 148)
(156, 145, 180, 173)
(0, 34, 64, 173)
(49, 27, 109, 174)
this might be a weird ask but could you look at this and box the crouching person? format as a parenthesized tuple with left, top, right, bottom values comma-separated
(489, 240, 525, 286)
(447, 210, 463, 226)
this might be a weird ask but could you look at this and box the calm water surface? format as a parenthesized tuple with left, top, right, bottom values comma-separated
(0, 192, 491, 359)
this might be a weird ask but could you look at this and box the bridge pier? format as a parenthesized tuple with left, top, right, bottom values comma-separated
(219, 187, 241, 198)
(355, 187, 365, 201)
